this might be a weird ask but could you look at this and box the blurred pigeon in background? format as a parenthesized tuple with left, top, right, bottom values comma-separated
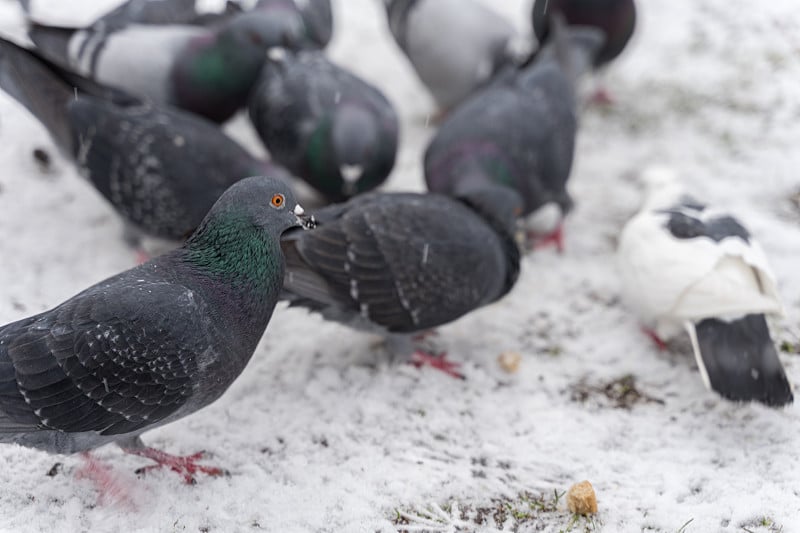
(254, 0, 334, 49)
(617, 166, 793, 407)
(281, 185, 522, 377)
(20, 2, 306, 123)
(425, 16, 605, 252)
(0, 37, 288, 250)
(84, 0, 334, 49)
(384, 0, 521, 113)
(0, 176, 311, 485)
(249, 49, 398, 202)
(531, 0, 636, 104)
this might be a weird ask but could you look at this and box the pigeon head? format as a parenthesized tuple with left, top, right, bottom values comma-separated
(254, 0, 323, 48)
(220, 10, 306, 54)
(184, 176, 311, 282)
(332, 104, 380, 195)
(640, 165, 686, 210)
(538, 13, 606, 88)
(455, 179, 525, 239)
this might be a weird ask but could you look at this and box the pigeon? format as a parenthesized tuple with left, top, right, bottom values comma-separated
(424, 17, 605, 252)
(0, 37, 288, 247)
(531, 0, 636, 104)
(85, 0, 334, 49)
(617, 166, 793, 407)
(384, 0, 520, 112)
(280, 184, 522, 376)
(248, 50, 399, 202)
(21, 2, 307, 123)
(532, 0, 635, 67)
(0, 176, 312, 483)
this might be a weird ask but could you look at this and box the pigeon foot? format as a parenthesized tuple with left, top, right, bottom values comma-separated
(530, 224, 564, 253)
(409, 350, 465, 380)
(75, 452, 137, 508)
(641, 326, 668, 351)
(589, 86, 614, 106)
(127, 448, 225, 484)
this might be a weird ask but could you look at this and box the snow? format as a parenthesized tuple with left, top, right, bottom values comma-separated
(1, 0, 799, 531)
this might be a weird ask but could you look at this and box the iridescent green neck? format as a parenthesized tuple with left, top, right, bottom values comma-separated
(306, 115, 334, 178)
(185, 41, 259, 94)
(184, 213, 279, 291)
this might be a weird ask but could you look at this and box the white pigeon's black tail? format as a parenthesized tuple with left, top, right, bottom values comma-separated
(688, 314, 793, 407)
(0, 37, 76, 152)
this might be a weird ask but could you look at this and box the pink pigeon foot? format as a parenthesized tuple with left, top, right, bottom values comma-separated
(589, 86, 614, 106)
(126, 448, 225, 484)
(134, 248, 150, 265)
(529, 224, 564, 253)
(75, 452, 136, 508)
(641, 326, 668, 351)
(410, 350, 465, 380)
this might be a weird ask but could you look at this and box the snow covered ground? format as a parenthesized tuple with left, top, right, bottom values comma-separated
(1, 0, 799, 531)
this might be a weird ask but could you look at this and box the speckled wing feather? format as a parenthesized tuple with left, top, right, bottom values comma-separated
(283, 193, 515, 333)
(68, 96, 262, 239)
(0, 279, 202, 438)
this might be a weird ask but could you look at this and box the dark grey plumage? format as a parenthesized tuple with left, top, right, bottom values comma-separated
(281, 188, 521, 354)
(0, 176, 307, 456)
(0, 37, 287, 242)
(249, 50, 398, 202)
(425, 19, 605, 243)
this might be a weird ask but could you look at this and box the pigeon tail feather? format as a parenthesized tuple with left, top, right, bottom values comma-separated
(0, 38, 75, 152)
(686, 314, 793, 407)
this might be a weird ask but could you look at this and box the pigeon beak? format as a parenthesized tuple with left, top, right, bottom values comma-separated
(293, 204, 316, 230)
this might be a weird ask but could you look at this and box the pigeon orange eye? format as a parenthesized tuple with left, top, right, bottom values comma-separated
(271, 194, 285, 208)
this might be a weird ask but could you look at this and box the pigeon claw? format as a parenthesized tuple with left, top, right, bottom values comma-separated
(589, 86, 614, 106)
(529, 224, 564, 253)
(641, 326, 668, 351)
(129, 448, 226, 485)
(410, 350, 465, 380)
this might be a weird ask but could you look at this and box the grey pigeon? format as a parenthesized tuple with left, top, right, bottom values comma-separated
(424, 17, 605, 251)
(0, 37, 289, 247)
(0, 176, 311, 482)
(617, 167, 792, 407)
(79, 0, 334, 49)
(248, 49, 398, 202)
(22, 3, 306, 123)
(281, 184, 522, 376)
(384, 0, 520, 112)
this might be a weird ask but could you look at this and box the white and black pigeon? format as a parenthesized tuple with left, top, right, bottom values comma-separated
(425, 15, 605, 252)
(248, 49, 399, 202)
(0, 176, 312, 486)
(20, 0, 307, 123)
(617, 166, 793, 407)
(280, 184, 522, 377)
(0, 37, 292, 252)
(383, 0, 521, 113)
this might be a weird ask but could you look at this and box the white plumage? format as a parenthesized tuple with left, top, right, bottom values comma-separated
(617, 166, 792, 406)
